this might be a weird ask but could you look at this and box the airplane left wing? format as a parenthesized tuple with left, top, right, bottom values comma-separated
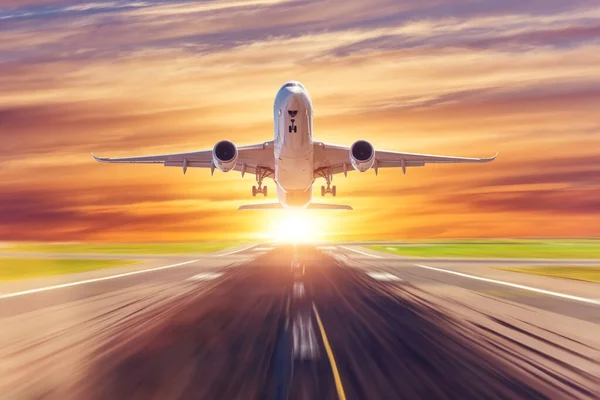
(93, 141, 275, 176)
(313, 142, 497, 176)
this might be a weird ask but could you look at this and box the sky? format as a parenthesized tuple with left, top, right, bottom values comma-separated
(0, 0, 599, 242)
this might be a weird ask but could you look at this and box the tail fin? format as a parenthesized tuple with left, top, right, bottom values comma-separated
(238, 203, 352, 210)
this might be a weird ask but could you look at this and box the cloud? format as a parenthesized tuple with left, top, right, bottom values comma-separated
(441, 187, 600, 215)
(0, 186, 248, 241)
(0, 0, 599, 240)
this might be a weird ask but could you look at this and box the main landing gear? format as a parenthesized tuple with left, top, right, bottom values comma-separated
(252, 185, 267, 197)
(317, 168, 336, 197)
(252, 167, 269, 197)
(320, 185, 336, 197)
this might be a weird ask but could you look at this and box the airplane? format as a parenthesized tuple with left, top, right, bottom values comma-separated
(93, 81, 497, 210)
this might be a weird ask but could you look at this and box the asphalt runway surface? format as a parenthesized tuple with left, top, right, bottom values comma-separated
(1, 245, 599, 399)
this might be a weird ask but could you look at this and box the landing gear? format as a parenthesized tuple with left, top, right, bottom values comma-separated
(252, 167, 270, 197)
(252, 185, 267, 196)
(317, 168, 337, 197)
(320, 185, 336, 196)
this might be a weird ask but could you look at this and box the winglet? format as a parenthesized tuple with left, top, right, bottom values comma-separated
(91, 152, 107, 163)
(484, 152, 499, 162)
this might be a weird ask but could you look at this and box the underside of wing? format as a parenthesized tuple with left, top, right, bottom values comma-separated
(92, 151, 212, 166)
(313, 141, 497, 176)
(375, 150, 498, 167)
(93, 141, 275, 177)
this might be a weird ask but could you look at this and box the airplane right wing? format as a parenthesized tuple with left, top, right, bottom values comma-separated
(93, 141, 275, 177)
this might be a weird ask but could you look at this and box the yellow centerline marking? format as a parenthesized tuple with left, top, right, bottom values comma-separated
(312, 302, 347, 400)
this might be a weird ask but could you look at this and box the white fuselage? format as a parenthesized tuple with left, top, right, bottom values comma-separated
(273, 81, 314, 208)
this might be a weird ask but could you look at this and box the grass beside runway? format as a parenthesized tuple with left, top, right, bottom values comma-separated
(498, 267, 600, 283)
(0, 258, 140, 281)
(0, 241, 242, 255)
(368, 240, 600, 259)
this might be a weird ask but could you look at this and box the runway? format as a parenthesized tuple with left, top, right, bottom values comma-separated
(1, 245, 599, 399)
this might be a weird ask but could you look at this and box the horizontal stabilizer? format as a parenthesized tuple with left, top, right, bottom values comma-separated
(307, 203, 353, 210)
(238, 203, 283, 210)
(238, 203, 353, 210)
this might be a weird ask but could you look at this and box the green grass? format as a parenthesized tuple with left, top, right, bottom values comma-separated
(0, 258, 140, 281)
(368, 240, 600, 259)
(0, 241, 241, 255)
(498, 267, 600, 283)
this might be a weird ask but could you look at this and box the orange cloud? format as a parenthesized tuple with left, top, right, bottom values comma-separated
(0, 0, 599, 241)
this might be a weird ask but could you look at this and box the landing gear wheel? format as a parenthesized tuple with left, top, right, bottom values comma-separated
(293, 126, 297, 133)
(288, 126, 292, 133)
(321, 186, 325, 197)
(263, 186, 268, 197)
(332, 186, 337, 197)
(252, 186, 257, 197)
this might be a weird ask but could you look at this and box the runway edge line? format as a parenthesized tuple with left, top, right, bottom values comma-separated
(0, 259, 200, 300)
(215, 244, 257, 257)
(415, 264, 600, 305)
(339, 246, 383, 259)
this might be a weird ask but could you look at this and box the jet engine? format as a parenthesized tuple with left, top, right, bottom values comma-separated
(212, 140, 238, 172)
(350, 140, 375, 172)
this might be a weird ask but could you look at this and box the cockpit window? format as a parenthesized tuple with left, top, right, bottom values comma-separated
(282, 81, 305, 90)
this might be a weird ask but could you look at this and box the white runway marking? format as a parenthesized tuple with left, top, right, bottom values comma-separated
(340, 246, 383, 258)
(214, 244, 256, 257)
(0, 260, 199, 300)
(317, 246, 336, 250)
(292, 313, 319, 359)
(253, 247, 274, 251)
(293, 282, 305, 298)
(187, 272, 223, 281)
(415, 264, 600, 306)
(366, 272, 402, 281)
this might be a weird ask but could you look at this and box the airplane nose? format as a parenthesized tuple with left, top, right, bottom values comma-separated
(288, 94, 301, 109)
(285, 90, 305, 109)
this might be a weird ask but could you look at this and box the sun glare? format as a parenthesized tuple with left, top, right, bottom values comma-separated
(268, 211, 323, 243)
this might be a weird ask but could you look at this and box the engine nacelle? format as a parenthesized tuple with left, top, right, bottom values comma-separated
(212, 140, 238, 172)
(350, 140, 375, 172)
